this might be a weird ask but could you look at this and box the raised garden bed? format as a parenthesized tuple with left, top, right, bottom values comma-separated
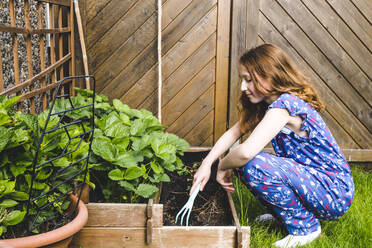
(70, 148, 250, 248)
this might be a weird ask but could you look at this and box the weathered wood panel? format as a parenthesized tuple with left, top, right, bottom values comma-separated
(84, 0, 230, 147)
(72, 226, 250, 248)
(230, 0, 372, 160)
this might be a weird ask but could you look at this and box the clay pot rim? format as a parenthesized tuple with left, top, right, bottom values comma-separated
(1, 194, 88, 248)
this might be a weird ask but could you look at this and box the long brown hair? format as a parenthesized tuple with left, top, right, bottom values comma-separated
(238, 44, 324, 133)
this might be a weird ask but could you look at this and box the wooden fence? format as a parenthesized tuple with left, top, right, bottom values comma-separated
(81, 0, 371, 161)
(81, 0, 230, 147)
(229, 0, 371, 161)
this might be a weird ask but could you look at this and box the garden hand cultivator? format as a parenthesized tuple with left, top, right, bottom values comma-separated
(175, 182, 201, 226)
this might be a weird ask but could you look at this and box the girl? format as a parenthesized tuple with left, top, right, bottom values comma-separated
(189, 44, 354, 248)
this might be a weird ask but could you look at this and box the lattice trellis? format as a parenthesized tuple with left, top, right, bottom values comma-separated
(0, 0, 76, 113)
(27, 75, 95, 232)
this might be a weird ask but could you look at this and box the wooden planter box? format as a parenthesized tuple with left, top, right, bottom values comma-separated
(70, 148, 250, 248)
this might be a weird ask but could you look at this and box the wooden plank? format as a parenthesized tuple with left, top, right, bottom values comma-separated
(229, 0, 247, 127)
(214, 0, 230, 143)
(58, 6, 64, 95)
(86, 0, 111, 24)
(100, 0, 217, 99)
(167, 85, 215, 139)
(86, 0, 137, 50)
(343, 149, 372, 162)
(246, 0, 260, 49)
(302, 0, 372, 104)
(38, 2, 47, 110)
(350, 0, 372, 25)
(69, 0, 75, 95)
(19, 79, 72, 101)
(38, 0, 70, 7)
(260, 0, 372, 146)
(1, 53, 71, 96)
(25, 0, 35, 113)
(0, 49, 3, 92)
(92, 0, 180, 92)
(327, 0, 372, 53)
(201, 134, 214, 147)
(49, 3, 57, 98)
(162, 0, 193, 28)
(85, 203, 163, 227)
(162, 58, 216, 127)
(9, 0, 20, 87)
(71, 226, 251, 248)
(184, 110, 214, 146)
(120, 5, 217, 110)
(88, 0, 157, 71)
(258, 13, 370, 148)
(160, 34, 216, 108)
(275, 0, 372, 132)
(0, 25, 71, 34)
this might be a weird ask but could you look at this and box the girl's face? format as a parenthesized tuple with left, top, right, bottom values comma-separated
(239, 65, 277, 104)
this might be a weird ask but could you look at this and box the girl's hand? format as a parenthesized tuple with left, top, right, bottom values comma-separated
(216, 166, 235, 193)
(189, 163, 211, 195)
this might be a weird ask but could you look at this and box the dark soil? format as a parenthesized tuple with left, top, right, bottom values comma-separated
(161, 151, 233, 226)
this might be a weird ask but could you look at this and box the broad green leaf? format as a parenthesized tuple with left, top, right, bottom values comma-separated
(112, 137, 130, 152)
(135, 184, 158, 198)
(7, 191, 29, 201)
(123, 167, 142, 180)
(2, 95, 21, 110)
(0, 127, 12, 152)
(114, 153, 137, 168)
(104, 112, 121, 128)
(3, 210, 26, 225)
(108, 169, 124, 181)
(35, 167, 53, 180)
(113, 99, 131, 115)
(19, 113, 40, 138)
(163, 161, 176, 171)
(38, 111, 60, 131)
(0, 113, 12, 126)
(53, 157, 70, 167)
(105, 123, 130, 138)
(9, 164, 27, 178)
(160, 173, 170, 182)
(92, 136, 117, 162)
(119, 113, 131, 126)
(132, 135, 150, 151)
(165, 133, 190, 152)
(156, 144, 176, 162)
(130, 119, 146, 136)
(95, 102, 112, 111)
(0, 199, 18, 208)
(150, 161, 162, 174)
(117, 181, 135, 191)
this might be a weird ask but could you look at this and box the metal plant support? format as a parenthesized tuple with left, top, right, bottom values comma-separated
(27, 75, 96, 233)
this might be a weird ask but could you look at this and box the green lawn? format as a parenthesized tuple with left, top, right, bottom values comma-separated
(231, 165, 372, 248)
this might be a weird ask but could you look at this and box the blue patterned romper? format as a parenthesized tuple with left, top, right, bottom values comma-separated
(236, 93, 355, 235)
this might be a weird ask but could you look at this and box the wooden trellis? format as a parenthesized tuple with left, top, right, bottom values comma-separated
(0, 0, 75, 113)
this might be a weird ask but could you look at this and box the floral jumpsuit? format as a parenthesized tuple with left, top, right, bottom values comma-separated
(236, 93, 355, 235)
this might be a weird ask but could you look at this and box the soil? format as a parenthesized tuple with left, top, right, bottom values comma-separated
(161, 151, 233, 226)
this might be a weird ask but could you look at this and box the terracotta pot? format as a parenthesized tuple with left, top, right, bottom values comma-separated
(1, 194, 88, 248)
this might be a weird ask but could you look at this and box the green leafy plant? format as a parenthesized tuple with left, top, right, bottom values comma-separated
(52, 88, 190, 203)
(0, 95, 74, 238)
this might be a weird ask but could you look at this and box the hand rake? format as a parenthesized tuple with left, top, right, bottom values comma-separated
(175, 182, 201, 226)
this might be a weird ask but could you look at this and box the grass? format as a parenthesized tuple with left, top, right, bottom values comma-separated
(231, 164, 372, 248)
